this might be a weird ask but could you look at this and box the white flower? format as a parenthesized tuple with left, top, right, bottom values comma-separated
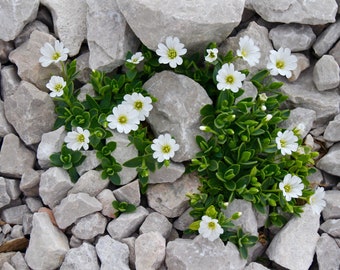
(279, 174, 304, 201)
(205, 48, 218, 63)
(156, 36, 187, 68)
(236, 36, 261, 67)
(293, 123, 306, 137)
(122, 93, 153, 121)
(216, 63, 246, 93)
(39, 40, 69, 67)
(107, 104, 139, 134)
(309, 187, 326, 215)
(265, 114, 272, 122)
(266, 48, 297, 78)
(198, 215, 224, 241)
(275, 130, 298, 155)
(64, 127, 90, 151)
(258, 93, 268, 102)
(151, 133, 179, 162)
(127, 52, 144, 64)
(46, 76, 66, 97)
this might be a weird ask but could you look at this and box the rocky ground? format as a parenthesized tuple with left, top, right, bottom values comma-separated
(0, 0, 340, 269)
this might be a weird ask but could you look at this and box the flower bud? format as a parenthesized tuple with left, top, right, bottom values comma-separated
(231, 211, 242, 220)
(264, 114, 273, 122)
(259, 93, 268, 102)
(261, 105, 267, 111)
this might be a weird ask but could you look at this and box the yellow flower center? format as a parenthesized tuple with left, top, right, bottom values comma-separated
(241, 49, 247, 57)
(162, 144, 171, 154)
(52, 52, 61, 61)
(276, 60, 285, 69)
(284, 184, 291, 193)
(118, 115, 127, 124)
(168, 49, 177, 59)
(226, 75, 234, 84)
(77, 134, 85, 143)
(134, 101, 143, 110)
(280, 139, 287, 148)
(209, 52, 215, 58)
(208, 221, 216, 230)
(54, 83, 64, 92)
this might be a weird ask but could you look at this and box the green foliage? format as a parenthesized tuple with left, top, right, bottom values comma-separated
(112, 200, 137, 217)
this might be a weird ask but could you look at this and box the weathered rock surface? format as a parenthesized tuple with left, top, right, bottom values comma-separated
(315, 233, 340, 270)
(313, 55, 340, 91)
(317, 143, 340, 177)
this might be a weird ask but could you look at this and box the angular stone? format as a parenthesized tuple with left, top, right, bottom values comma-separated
(166, 236, 246, 270)
(316, 233, 340, 270)
(139, 212, 173, 239)
(107, 206, 149, 240)
(10, 225, 24, 239)
(173, 208, 195, 232)
(313, 19, 340, 57)
(71, 212, 107, 240)
(0, 177, 11, 209)
(4, 179, 20, 201)
(53, 193, 102, 229)
(25, 212, 69, 270)
(0, 253, 16, 269)
(120, 237, 136, 268)
(22, 213, 33, 235)
(0, 100, 14, 137)
(96, 189, 118, 218)
(1, 205, 31, 225)
(148, 162, 185, 184)
(0, 134, 35, 178)
(288, 53, 310, 82)
(279, 107, 316, 139)
(86, 0, 138, 72)
(313, 55, 340, 91)
(0, 65, 20, 101)
(14, 20, 49, 47)
(266, 205, 320, 270)
(117, 0, 245, 52)
(60, 242, 100, 270)
(107, 132, 138, 185)
(147, 173, 200, 218)
(320, 219, 340, 238)
(95, 235, 130, 270)
(39, 167, 74, 208)
(25, 197, 43, 213)
(144, 71, 212, 162)
(0, 0, 39, 41)
(324, 114, 340, 142)
(244, 262, 271, 270)
(8, 30, 62, 91)
(322, 190, 340, 220)
(135, 232, 166, 270)
(113, 180, 140, 206)
(330, 40, 340, 65)
(37, 126, 66, 169)
(75, 54, 92, 84)
(317, 143, 340, 177)
(2, 262, 15, 270)
(20, 169, 42, 197)
(269, 24, 316, 52)
(68, 170, 109, 197)
(4, 81, 56, 145)
(10, 252, 29, 270)
(76, 150, 101, 176)
(40, 0, 87, 56)
(251, 0, 337, 25)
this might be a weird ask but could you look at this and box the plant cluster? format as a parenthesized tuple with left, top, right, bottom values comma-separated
(39, 35, 325, 258)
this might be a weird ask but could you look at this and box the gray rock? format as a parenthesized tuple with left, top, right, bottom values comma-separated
(135, 231, 166, 270)
(20, 169, 42, 197)
(10, 252, 29, 270)
(10, 225, 24, 238)
(269, 24, 316, 52)
(5, 179, 21, 200)
(107, 206, 149, 240)
(330, 40, 340, 65)
(8, 30, 62, 91)
(320, 219, 340, 238)
(316, 233, 340, 270)
(68, 170, 109, 197)
(307, 168, 323, 186)
(71, 212, 107, 240)
(147, 173, 200, 218)
(39, 167, 74, 208)
(14, 20, 49, 47)
(60, 242, 100, 270)
(2, 262, 15, 270)
(116, 0, 245, 52)
(0, 253, 16, 269)
(250, 0, 337, 25)
(75, 53, 92, 84)
(0, 177, 11, 209)
(139, 212, 173, 239)
(288, 53, 310, 82)
(4, 81, 56, 145)
(266, 205, 320, 270)
(313, 19, 340, 57)
(166, 236, 246, 270)
(37, 126, 66, 169)
(40, 0, 87, 56)
(322, 190, 340, 220)
(121, 237, 136, 269)
(0, 134, 35, 178)
(0, 40, 14, 64)
(317, 143, 340, 177)
(25, 212, 69, 270)
(0, 100, 14, 137)
(75, 150, 101, 176)
(1, 205, 31, 225)
(25, 197, 43, 213)
(96, 189, 118, 218)
(53, 193, 103, 229)
(144, 71, 212, 162)
(0, 65, 20, 101)
(86, 0, 138, 72)
(113, 180, 140, 206)
(324, 114, 340, 142)
(244, 262, 271, 270)
(2, 224, 12, 235)
(0, 0, 39, 41)
(95, 235, 130, 270)
(313, 55, 340, 91)
(148, 162, 185, 184)
(22, 213, 33, 235)
(69, 235, 83, 248)
(223, 199, 258, 236)
(173, 208, 195, 232)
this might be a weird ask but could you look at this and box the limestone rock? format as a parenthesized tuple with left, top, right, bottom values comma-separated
(10, 252, 29, 270)
(40, 0, 87, 56)
(313, 19, 340, 57)
(5, 179, 21, 200)
(288, 53, 310, 82)
(4, 81, 56, 145)
(71, 212, 107, 240)
(330, 40, 340, 65)
(0, 0, 39, 41)
(0, 134, 35, 178)
(324, 114, 340, 142)
(320, 219, 340, 238)
(313, 55, 340, 91)
(20, 169, 42, 197)
(0, 177, 11, 209)
(14, 20, 49, 47)
(0, 40, 15, 64)
(244, 262, 271, 270)
(0, 65, 20, 101)
(144, 71, 212, 162)
(116, 0, 245, 52)
(96, 189, 118, 219)
(173, 208, 195, 232)
(0, 100, 14, 137)
(86, 0, 139, 72)
(25, 213, 69, 270)
(148, 162, 185, 184)
(112, 180, 141, 206)
(317, 143, 340, 177)
(75, 150, 101, 176)
(139, 212, 173, 239)
(1, 205, 31, 225)
(322, 190, 340, 220)
(316, 233, 340, 270)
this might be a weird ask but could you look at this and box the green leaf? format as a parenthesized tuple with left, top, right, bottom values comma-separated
(123, 156, 143, 168)
(224, 180, 236, 191)
(50, 153, 63, 167)
(189, 220, 201, 231)
(109, 173, 121, 185)
(205, 205, 218, 219)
